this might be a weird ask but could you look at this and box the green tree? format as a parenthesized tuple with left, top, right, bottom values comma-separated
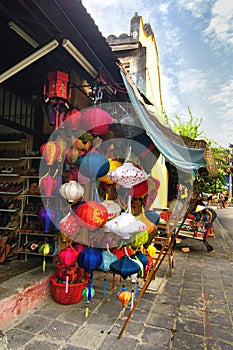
(164, 106, 231, 194)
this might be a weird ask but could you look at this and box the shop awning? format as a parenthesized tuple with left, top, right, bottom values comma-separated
(120, 69, 217, 176)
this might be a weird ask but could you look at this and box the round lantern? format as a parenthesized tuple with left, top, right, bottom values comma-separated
(58, 245, 78, 267)
(76, 201, 108, 230)
(59, 180, 84, 204)
(38, 208, 57, 233)
(39, 174, 58, 197)
(101, 200, 121, 220)
(108, 162, 148, 189)
(117, 287, 131, 317)
(78, 247, 102, 272)
(59, 210, 80, 240)
(98, 159, 122, 184)
(73, 138, 92, 152)
(40, 141, 61, 166)
(63, 109, 82, 131)
(78, 152, 110, 181)
(110, 255, 141, 280)
(80, 107, 113, 136)
(65, 147, 79, 166)
(128, 179, 150, 199)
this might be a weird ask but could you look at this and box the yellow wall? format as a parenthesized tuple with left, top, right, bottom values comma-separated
(150, 154, 168, 208)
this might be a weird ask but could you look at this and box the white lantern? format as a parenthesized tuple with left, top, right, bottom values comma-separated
(59, 180, 84, 204)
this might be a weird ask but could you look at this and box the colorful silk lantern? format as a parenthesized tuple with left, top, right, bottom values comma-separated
(109, 255, 141, 280)
(99, 246, 117, 297)
(81, 107, 113, 136)
(111, 246, 132, 260)
(76, 201, 108, 230)
(56, 137, 67, 163)
(59, 210, 80, 240)
(58, 245, 78, 267)
(38, 238, 53, 272)
(128, 179, 150, 199)
(98, 159, 122, 184)
(59, 180, 84, 204)
(40, 141, 61, 166)
(78, 247, 102, 316)
(117, 287, 132, 318)
(38, 208, 57, 233)
(104, 212, 147, 240)
(78, 152, 110, 181)
(63, 109, 82, 131)
(39, 174, 58, 197)
(108, 162, 148, 189)
(65, 147, 79, 166)
(73, 138, 92, 152)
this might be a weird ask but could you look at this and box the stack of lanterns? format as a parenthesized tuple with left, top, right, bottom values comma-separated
(41, 105, 161, 317)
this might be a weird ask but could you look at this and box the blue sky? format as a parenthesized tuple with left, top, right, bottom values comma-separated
(82, 0, 233, 148)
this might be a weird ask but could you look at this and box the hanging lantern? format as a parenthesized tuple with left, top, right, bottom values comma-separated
(117, 287, 131, 318)
(59, 180, 84, 204)
(39, 174, 58, 197)
(76, 201, 108, 230)
(78, 247, 102, 273)
(111, 246, 132, 260)
(58, 245, 79, 267)
(38, 208, 57, 233)
(108, 162, 148, 189)
(128, 179, 150, 199)
(144, 254, 154, 276)
(38, 238, 53, 272)
(81, 107, 113, 136)
(56, 137, 67, 163)
(73, 138, 92, 152)
(133, 251, 148, 268)
(65, 147, 79, 166)
(82, 286, 95, 318)
(104, 212, 147, 240)
(40, 141, 61, 166)
(101, 200, 121, 220)
(98, 159, 122, 184)
(45, 71, 70, 102)
(99, 247, 118, 298)
(63, 109, 82, 131)
(78, 152, 110, 181)
(110, 255, 141, 280)
(59, 210, 80, 240)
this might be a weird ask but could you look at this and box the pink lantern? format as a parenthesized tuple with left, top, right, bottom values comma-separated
(40, 141, 61, 166)
(58, 244, 79, 267)
(63, 109, 82, 131)
(40, 175, 58, 197)
(80, 107, 113, 136)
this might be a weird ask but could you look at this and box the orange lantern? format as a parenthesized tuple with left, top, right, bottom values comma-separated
(98, 159, 122, 184)
(117, 288, 131, 318)
(56, 137, 67, 163)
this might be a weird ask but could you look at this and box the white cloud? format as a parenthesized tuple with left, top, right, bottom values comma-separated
(203, 0, 233, 48)
(158, 2, 170, 15)
(177, 0, 210, 18)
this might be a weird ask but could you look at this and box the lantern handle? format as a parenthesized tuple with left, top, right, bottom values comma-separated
(125, 145, 132, 163)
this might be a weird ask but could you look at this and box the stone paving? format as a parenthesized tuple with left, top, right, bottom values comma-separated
(1, 218, 233, 350)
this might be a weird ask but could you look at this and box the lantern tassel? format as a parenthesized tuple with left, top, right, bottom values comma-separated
(121, 306, 125, 319)
(53, 241, 57, 256)
(131, 285, 135, 311)
(136, 282, 139, 299)
(85, 303, 89, 318)
(42, 256, 46, 273)
(103, 273, 107, 298)
(65, 275, 69, 294)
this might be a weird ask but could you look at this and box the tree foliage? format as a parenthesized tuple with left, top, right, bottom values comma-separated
(164, 106, 231, 195)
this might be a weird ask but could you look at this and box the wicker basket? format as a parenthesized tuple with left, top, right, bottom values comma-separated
(50, 274, 88, 305)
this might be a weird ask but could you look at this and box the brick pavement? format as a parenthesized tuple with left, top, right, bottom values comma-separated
(1, 218, 233, 350)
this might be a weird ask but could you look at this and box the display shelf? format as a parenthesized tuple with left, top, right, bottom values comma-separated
(0, 207, 21, 213)
(18, 251, 54, 257)
(0, 173, 20, 177)
(0, 226, 17, 230)
(0, 157, 23, 161)
(0, 189, 23, 195)
(19, 231, 55, 236)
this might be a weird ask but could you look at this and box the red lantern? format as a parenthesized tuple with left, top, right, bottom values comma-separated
(80, 107, 113, 136)
(45, 71, 70, 102)
(76, 201, 108, 230)
(40, 141, 61, 166)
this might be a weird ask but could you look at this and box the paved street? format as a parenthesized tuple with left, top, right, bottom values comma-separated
(1, 213, 233, 350)
(213, 205, 233, 240)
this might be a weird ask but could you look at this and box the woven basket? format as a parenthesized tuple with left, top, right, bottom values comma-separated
(50, 274, 88, 305)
